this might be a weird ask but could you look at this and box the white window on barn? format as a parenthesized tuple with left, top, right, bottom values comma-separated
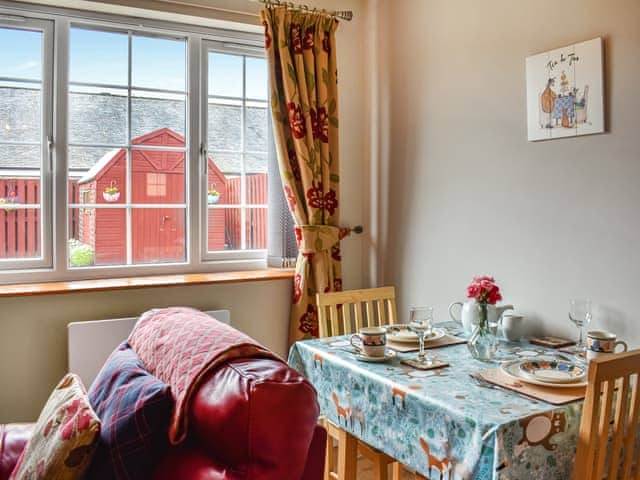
(0, 18, 53, 271)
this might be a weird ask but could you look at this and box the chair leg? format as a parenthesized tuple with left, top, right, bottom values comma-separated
(371, 455, 389, 480)
(325, 432, 335, 480)
(337, 428, 358, 480)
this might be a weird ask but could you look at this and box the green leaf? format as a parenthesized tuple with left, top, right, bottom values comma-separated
(329, 116, 339, 128)
(329, 98, 336, 115)
(287, 63, 297, 83)
(330, 173, 340, 183)
(305, 71, 315, 94)
(322, 68, 329, 85)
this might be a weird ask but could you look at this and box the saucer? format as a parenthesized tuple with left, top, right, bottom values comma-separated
(387, 326, 446, 344)
(355, 349, 396, 363)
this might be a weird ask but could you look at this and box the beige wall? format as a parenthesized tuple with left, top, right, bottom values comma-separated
(0, 0, 368, 422)
(376, 0, 640, 343)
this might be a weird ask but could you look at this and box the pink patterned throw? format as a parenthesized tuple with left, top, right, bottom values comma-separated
(128, 307, 280, 444)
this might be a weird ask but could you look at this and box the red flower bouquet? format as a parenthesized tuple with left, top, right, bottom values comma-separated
(466, 276, 502, 305)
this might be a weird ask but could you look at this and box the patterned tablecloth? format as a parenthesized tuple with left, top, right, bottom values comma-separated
(288, 336, 583, 480)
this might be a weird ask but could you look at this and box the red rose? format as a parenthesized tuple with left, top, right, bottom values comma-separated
(331, 245, 341, 261)
(299, 304, 318, 337)
(287, 102, 307, 139)
(288, 148, 301, 180)
(263, 20, 272, 49)
(292, 274, 303, 303)
(294, 226, 302, 248)
(333, 278, 342, 291)
(290, 24, 303, 54)
(284, 185, 296, 212)
(306, 181, 338, 215)
(322, 31, 331, 54)
(303, 26, 315, 49)
(310, 107, 329, 143)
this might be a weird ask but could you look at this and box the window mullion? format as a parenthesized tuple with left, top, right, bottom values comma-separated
(188, 33, 201, 267)
(54, 18, 70, 274)
(125, 31, 133, 265)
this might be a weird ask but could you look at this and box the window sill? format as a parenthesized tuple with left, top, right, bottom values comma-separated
(0, 269, 294, 298)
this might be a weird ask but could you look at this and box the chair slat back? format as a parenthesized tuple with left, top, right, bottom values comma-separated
(573, 349, 640, 480)
(316, 287, 398, 337)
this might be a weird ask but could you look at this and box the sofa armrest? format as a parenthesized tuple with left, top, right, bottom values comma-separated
(301, 424, 327, 480)
(0, 424, 34, 480)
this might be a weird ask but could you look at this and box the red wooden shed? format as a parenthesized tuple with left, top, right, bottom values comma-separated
(77, 128, 227, 264)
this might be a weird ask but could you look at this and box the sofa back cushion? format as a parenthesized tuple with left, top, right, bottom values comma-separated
(9, 374, 100, 480)
(86, 342, 173, 480)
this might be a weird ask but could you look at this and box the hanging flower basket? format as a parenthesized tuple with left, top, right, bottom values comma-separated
(0, 191, 20, 211)
(103, 181, 120, 202)
(207, 188, 220, 205)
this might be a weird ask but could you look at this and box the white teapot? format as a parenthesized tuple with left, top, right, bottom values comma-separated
(448, 301, 514, 334)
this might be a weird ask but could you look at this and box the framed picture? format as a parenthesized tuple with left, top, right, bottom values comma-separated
(526, 37, 604, 141)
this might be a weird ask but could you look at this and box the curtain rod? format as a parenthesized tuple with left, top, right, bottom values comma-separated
(252, 0, 353, 21)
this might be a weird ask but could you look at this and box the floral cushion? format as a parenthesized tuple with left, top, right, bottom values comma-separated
(9, 374, 100, 480)
(85, 342, 173, 480)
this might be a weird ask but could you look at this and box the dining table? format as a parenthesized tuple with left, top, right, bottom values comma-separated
(288, 326, 585, 480)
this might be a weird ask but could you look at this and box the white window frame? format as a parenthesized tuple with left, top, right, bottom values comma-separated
(0, 1, 270, 284)
(200, 40, 269, 262)
(0, 15, 54, 271)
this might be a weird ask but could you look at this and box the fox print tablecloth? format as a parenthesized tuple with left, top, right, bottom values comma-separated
(289, 338, 583, 480)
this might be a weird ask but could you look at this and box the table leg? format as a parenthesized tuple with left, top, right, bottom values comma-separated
(391, 463, 403, 480)
(337, 428, 357, 480)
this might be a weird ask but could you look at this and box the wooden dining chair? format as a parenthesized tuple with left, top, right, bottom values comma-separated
(573, 349, 640, 480)
(316, 287, 425, 480)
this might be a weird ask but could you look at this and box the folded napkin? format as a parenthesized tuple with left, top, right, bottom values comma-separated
(388, 334, 467, 353)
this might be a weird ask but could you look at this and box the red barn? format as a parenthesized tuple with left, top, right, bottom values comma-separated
(77, 128, 227, 264)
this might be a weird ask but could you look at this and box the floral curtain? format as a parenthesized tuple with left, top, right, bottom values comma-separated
(261, 7, 349, 344)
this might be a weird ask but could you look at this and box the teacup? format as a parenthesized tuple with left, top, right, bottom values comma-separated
(586, 330, 628, 361)
(501, 314, 525, 342)
(350, 327, 387, 357)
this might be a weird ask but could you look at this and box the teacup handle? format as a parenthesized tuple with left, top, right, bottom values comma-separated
(448, 302, 463, 323)
(350, 334, 363, 352)
(614, 340, 628, 353)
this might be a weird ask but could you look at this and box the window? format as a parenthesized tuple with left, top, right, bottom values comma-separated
(0, 18, 53, 270)
(204, 49, 268, 254)
(0, 3, 270, 283)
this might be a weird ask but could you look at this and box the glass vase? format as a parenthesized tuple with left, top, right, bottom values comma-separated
(467, 302, 498, 361)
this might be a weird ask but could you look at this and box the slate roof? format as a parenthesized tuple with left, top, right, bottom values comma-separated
(0, 86, 268, 175)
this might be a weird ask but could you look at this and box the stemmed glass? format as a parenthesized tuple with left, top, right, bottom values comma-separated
(408, 306, 434, 364)
(569, 298, 592, 352)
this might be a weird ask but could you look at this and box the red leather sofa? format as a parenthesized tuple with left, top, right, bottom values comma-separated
(0, 356, 326, 480)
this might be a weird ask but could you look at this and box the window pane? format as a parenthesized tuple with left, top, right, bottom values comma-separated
(132, 36, 186, 91)
(222, 207, 242, 250)
(70, 28, 127, 86)
(0, 28, 42, 81)
(209, 53, 242, 98)
(0, 206, 42, 259)
(208, 102, 241, 151)
(211, 152, 242, 177)
(246, 153, 267, 174)
(131, 92, 186, 141)
(246, 172, 268, 204)
(245, 106, 268, 152)
(68, 146, 115, 183)
(69, 87, 127, 145)
(131, 207, 185, 263)
(245, 57, 267, 100)
(68, 207, 125, 266)
(246, 208, 267, 250)
(0, 84, 41, 143)
(0, 145, 41, 179)
(131, 150, 185, 204)
(0, 26, 45, 266)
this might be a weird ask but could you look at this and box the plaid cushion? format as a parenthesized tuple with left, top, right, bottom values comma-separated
(86, 342, 173, 480)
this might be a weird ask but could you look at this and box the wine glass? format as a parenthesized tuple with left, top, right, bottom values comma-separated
(408, 306, 434, 364)
(569, 298, 592, 352)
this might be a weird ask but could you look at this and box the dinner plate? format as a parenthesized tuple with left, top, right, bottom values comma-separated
(501, 359, 588, 388)
(518, 358, 586, 383)
(386, 326, 446, 344)
(355, 349, 396, 363)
